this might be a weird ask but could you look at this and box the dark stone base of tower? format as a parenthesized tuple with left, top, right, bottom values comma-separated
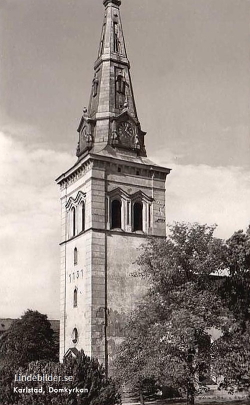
(56, 0, 170, 371)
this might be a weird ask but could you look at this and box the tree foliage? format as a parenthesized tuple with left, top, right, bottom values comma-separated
(219, 226, 250, 325)
(0, 350, 121, 405)
(0, 310, 58, 368)
(114, 223, 234, 405)
(212, 226, 250, 391)
(212, 322, 250, 393)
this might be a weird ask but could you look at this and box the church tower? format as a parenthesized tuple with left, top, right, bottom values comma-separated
(56, 0, 170, 370)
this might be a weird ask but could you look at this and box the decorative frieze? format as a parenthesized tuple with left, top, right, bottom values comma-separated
(59, 161, 93, 190)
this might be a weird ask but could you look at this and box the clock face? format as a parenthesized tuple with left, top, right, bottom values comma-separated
(117, 121, 134, 146)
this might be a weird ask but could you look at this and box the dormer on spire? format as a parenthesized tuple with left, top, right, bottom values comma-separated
(76, 0, 147, 158)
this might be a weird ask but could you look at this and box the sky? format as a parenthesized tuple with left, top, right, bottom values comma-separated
(0, 0, 249, 320)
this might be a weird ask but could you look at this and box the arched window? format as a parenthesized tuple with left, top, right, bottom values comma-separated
(74, 247, 78, 265)
(111, 199, 121, 229)
(92, 78, 98, 97)
(72, 328, 78, 344)
(114, 22, 119, 53)
(72, 207, 76, 237)
(133, 202, 143, 231)
(82, 202, 85, 232)
(73, 288, 77, 308)
(116, 75, 126, 94)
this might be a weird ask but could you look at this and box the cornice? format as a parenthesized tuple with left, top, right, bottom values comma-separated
(60, 227, 166, 245)
(55, 155, 92, 187)
(56, 151, 171, 188)
(94, 55, 130, 71)
(90, 152, 171, 174)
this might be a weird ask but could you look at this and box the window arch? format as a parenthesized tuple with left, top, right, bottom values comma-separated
(74, 247, 78, 265)
(66, 192, 86, 239)
(73, 288, 77, 308)
(111, 199, 121, 229)
(72, 328, 78, 344)
(82, 202, 85, 232)
(72, 207, 76, 237)
(133, 202, 143, 231)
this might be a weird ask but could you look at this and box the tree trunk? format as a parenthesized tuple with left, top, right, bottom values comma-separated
(186, 378, 196, 405)
(139, 387, 145, 405)
(187, 388, 195, 405)
(187, 344, 196, 405)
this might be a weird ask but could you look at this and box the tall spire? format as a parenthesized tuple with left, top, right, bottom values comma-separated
(76, 0, 146, 158)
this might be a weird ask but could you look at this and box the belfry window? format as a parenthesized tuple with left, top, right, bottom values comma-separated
(82, 202, 85, 232)
(92, 78, 98, 97)
(116, 75, 126, 95)
(72, 328, 78, 344)
(74, 248, 78, 265)
(98, 23, 106, 57)
(73, 288, 77, 308)
(114, 22, 119, 53)
(111, 199, 121, 229)
(133, 202, 143, 231)
(72, 207, 76, 237)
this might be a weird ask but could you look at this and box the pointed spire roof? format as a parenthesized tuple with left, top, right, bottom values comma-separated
(76, 0, 146, 159)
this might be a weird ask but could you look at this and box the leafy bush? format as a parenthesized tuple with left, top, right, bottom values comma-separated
(0, 310, 58, 368)
(0, 350, 121, 405)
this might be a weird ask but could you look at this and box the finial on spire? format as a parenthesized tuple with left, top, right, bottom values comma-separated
(103, 0, 121, 7)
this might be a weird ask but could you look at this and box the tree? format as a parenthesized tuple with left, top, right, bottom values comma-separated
(211, 226, 250, 391)
(0, 350, 121, 405)
(212, 322, 250, 393)
(219, 226, 250, 326)
(0, 310, 58, 368)
(114, 223, 233, 405)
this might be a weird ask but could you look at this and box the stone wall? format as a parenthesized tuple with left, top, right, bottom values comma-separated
(59, 158, 167, 365)
(107, 233, 148, 362)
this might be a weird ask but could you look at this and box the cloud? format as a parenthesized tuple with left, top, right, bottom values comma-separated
(0, 130, 249, 319)
(0, 131, 75, 319)
(162, 162, 250, 239)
